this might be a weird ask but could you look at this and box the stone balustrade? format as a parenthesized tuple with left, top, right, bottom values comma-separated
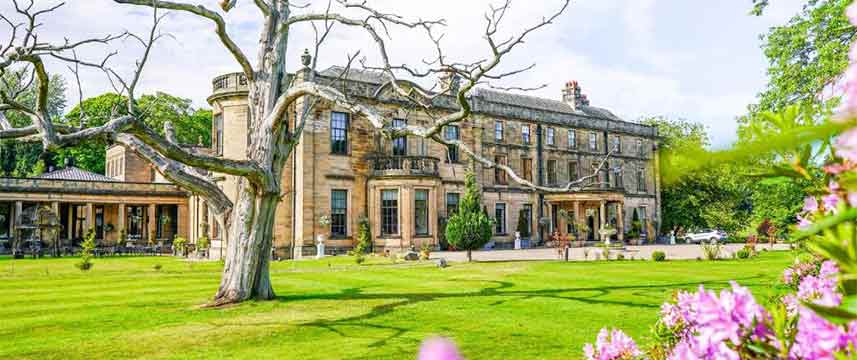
(369, 156, 440, 178)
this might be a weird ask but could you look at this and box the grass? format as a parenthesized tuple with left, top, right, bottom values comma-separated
(0, 251, 793, 359)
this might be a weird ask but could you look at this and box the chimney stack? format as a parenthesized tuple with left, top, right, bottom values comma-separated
(562, 80, 590, 110)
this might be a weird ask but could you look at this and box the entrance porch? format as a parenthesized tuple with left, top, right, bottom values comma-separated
(544, 191, 625, 244)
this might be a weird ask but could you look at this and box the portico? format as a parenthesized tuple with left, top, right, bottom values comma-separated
(544, 190, 625, 243)
(0, 168, 189, 254)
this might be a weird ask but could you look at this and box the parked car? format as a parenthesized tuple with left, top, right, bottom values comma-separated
(684, 229, 727, 244)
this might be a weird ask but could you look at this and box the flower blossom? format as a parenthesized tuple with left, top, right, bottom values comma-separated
(823, 194, 842, 213)
(803, 196, 819, 213)
(583, 328, 642, 360)
(664, 282, 768, 359)
(418, 337, 463, 360)
(790, 307, 856, 360)
(834, 129, 857, 163)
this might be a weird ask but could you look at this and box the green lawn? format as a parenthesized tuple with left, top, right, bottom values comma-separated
(0, 252, 792, 359)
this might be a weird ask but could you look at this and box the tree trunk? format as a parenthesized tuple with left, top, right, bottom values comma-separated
(210, 183, 279, 306)
(467, 249, 472, 262)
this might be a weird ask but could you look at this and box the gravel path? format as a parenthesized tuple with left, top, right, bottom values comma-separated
(430, 243, 791, 262)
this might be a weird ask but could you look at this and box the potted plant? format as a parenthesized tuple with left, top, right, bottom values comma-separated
(197, 235, 210, 258)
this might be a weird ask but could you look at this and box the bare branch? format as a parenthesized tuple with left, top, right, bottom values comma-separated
(114, 0, 255, 81)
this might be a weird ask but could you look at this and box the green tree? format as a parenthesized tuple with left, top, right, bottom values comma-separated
(55, 92, 212, 173)
(444, 171, 493, 262)
(746, 0, 853, 116)
(0, 68, 67, 176)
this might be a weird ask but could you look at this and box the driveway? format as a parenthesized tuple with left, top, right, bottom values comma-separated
(431, 243, 791, 262)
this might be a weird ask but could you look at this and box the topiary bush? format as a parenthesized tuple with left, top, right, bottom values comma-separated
(350, 217, 372, 264)
(736, 249, 750, 259)
(445, 171, 493, 262)
(75, 230, 96, 271)
(652, 251, 666, 262)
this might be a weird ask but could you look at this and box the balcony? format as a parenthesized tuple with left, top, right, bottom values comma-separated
(369, 156, 440, 178)
(207, 72, 249, 103)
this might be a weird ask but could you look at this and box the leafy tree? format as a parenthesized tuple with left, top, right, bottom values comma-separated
(0, 68, 66, 176)
(56, 92, 212, 173)
(445, 171, 493, 262)
(746, 0, 853, 116)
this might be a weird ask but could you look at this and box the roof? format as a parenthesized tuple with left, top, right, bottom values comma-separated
(35, 167, 117, 182)
(470, 88, 623, 121)
(317, 66, 635, 125)
(318, 66, 392, 85)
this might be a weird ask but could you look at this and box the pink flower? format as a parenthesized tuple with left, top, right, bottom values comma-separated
(820, 260, 840, 279)
(783, 268, 795, 284)
(583, 328, 642, 360)
(796, 215, 812, 230)
(418, 337, 463, 360)
(803, 196, 819, 213)
(823, 163, 852, 175)
(791, 307, 852, 359)
(661, 302, 683, 328)
(823, 194, 841, 213)
(843, 66, 857, 114)
(849, 192, 857, 208)
(848, 1, 857, 26)
(834, 128, 857, 163)
(664, 282, 768, 359)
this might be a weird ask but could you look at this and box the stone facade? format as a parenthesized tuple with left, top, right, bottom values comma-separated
(201, 68, 661, 259)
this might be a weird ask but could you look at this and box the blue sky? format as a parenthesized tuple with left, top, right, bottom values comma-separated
(5, 0, 806, 148)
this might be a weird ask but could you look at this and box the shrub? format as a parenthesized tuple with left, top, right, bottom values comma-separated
(173, 237, 188, 255)
(349, 217, 372, 264)
(76, 230, 96, 271)
(153, 264, 162, 271)
(420, 243, 432, 260)
(445, 172, 493, 262)
(702, 242, 722, 260)
(651, 251, 666, 262)
(736, 249, 750, 259)
(197, 236, 210, 250)
(616, 253, 625, 261)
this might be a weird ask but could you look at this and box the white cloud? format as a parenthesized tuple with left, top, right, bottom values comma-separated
(0, 0, 807, 148)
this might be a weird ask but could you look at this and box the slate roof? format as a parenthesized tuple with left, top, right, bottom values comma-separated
(318, 66, 634, 125)
(35, 167, 117, 182)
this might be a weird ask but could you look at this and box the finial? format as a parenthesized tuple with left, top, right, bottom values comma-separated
(301, 49, 312, 68)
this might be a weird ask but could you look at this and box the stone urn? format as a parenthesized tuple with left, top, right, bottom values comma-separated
(315, 234, 326, 259)
(514, 232, 522, 250)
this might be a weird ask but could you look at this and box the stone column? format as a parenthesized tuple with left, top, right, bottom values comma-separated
(51, 202, 60, 248)
(573, 201, 582, 241)
(177, 204, 189, 240)
(67, 205, 74, 240)
(85, 203, 94, 235)
(401, 185, 412, 250)
(599, 200, 606, 242)
(147, 204, 157, 243)
(14, 201, 22, 243)
(117, 204, 125, 243)
(617, 201, 624, 242)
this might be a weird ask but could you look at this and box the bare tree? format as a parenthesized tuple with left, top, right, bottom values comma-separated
(0, 0, 610, 305)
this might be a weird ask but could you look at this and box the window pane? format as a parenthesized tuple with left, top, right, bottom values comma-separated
(495, 203, 506, 234)
(522, 125, 530, 144)
(445, 125, 460, 163)
(495, 122, 504, 141)
(494, 156, 507, 184)
(331, 190, 347, 236)
(392, 119, 407, 156)
(331, 112, 349, 154)
(568, 130, 576, 148)
(523, 158, 532, 182)
(547, 160, 557, 185)
(547, 128, 555, 145)
(589, 132, 597, 150)
(446, 193, 460, 216)
(381, 190, 399, 235)
(415, 190, 429, 235)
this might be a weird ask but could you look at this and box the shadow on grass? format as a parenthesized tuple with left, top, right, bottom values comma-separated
(277, 275, 765, 348)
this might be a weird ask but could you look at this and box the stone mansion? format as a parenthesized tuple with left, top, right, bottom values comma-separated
(0, 66, 661, 259)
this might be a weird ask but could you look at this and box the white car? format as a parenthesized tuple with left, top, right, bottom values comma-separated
(684, 229, 727, 244)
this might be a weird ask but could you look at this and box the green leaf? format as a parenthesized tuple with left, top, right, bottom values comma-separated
(795, 207, 857, 240)
(803, 301, 857, 325)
